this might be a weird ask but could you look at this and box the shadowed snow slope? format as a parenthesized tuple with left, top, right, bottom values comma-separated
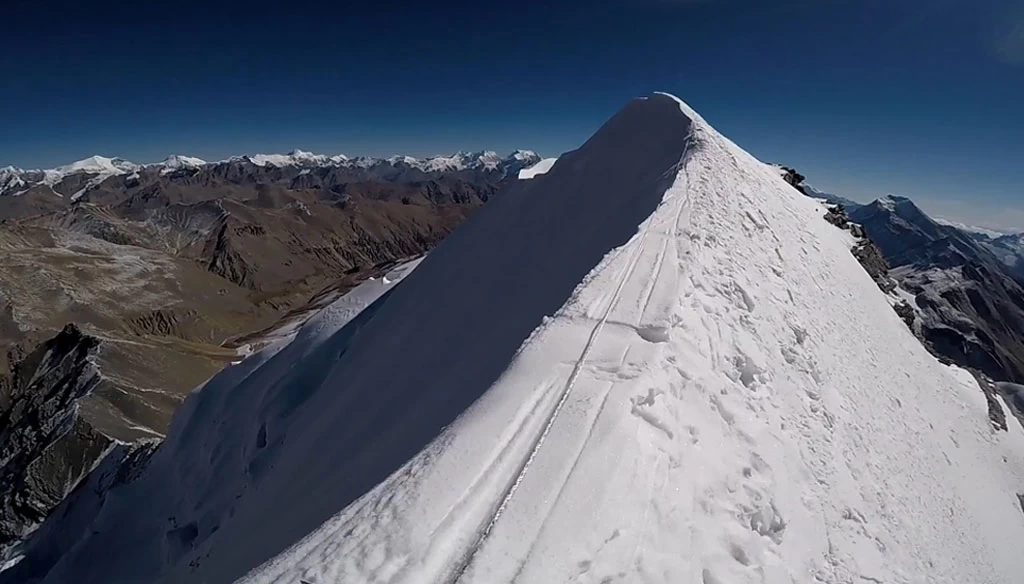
(10, 93, 1024, 584)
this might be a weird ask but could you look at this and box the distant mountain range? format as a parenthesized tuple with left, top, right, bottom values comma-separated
(0, 142, 1020, 575)
(943, 221, 1024, 281)
(0, 150, 540, 200)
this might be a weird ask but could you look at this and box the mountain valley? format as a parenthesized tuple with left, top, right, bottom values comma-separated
(0, 149, 540, 551)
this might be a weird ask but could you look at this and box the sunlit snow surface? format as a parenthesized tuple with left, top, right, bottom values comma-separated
(518, 157, 558, 179)
(11, 94, 1024, 584)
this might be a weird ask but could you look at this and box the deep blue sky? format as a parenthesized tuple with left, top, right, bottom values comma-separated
(2, 0, 1021, 228)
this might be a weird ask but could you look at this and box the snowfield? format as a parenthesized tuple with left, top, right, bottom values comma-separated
(9, 93, 1024, 584)
(518, 157, 558, 179)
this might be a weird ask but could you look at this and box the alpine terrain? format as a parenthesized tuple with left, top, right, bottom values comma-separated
(0, 149, 539, 553)
(6, 93, 1024, 584)
(775, 170, 1024, 388)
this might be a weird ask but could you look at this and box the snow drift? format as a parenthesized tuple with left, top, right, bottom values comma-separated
(9, 93, 1024, 584)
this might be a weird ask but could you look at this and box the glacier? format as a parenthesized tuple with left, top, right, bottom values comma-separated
(7, 93, 1024, 584)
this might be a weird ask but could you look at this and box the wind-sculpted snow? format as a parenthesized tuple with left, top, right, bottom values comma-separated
(10, 94, 1024, 584)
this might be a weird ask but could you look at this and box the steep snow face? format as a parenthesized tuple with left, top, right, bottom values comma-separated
(12, 94, 1024, 584)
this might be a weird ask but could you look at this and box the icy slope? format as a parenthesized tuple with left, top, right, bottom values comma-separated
(13, 93, 1024, 584)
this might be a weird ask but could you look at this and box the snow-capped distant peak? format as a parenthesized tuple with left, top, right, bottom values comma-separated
(386, 155, 419, 166)
(875, 194, 898, 211)
(238, 150, 336, 167)
(0, 166, 26, 194)
(156, 155, 207, 173)
(474, 150, 502, 169)
(508, 149, 538, 161)
(38, 155, 140, 198)
(49, 155, 138, 178)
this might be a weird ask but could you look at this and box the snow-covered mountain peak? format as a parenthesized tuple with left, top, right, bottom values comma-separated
(51, 155, 138, 177)
(155, 154, 206, 173)
(875, 193, 902, 210)
(246, 151, 328, 167)
(472, 150, 502, 169)
(866, 194, 936, 225)
(14, 92, 1024, 584)
(386, 154, 419, 166)
(508, 149, 538, 161)
(35, 155, 140, 195)
(0, 166, 26, 193)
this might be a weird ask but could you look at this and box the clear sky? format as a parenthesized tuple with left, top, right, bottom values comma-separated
(2, 0, 1021, 229)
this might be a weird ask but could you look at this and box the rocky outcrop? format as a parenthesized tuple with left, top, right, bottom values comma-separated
(786, 169, 1024, 433)
(822, 204, 850, 230)
(798, 195, 899, 295)
(970, 370, 1008, 432)
(778, 166, 805, 190)
(784, 170, 1024, 386)
(202, 216, 258, 290)
(2, 439, 159, 580)
(894, 300, 916, 328)
(852, 240, 898, 294)
(0, 325, 111, 551)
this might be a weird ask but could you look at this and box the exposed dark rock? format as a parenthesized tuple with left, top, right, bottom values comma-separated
(995, 382, 1024, 432)
(202, 216, 258, 290)
(894, 301, 916, 328)
(0, 325, 110, 550)
(969, 370, 1008, 432)
(823, 204, 850, 230)
(840, 195, 1024, 383)
(852, 240, 898, 294)
(2, 439, 159, 580)
(791, 171, 1024, 425)
(778, 166, 806, 191)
